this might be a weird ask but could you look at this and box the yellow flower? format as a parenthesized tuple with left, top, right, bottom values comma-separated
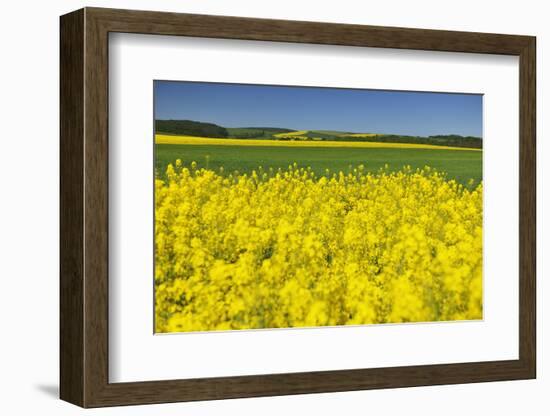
(155, 163, 483, 332)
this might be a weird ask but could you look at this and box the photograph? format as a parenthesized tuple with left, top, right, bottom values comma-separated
(153, 80, 483, 334)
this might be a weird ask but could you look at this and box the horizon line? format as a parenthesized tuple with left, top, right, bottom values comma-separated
(155, 118, 483, 139)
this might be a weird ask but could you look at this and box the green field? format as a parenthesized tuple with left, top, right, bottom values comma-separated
(155, 144, 482, 186)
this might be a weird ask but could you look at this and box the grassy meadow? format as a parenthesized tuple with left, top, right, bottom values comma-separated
(155, 136, 482, 186)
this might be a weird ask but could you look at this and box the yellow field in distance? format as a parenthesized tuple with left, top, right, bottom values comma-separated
(345, 133, 380, 138)
(273, 130, 308, 138)
(155, 134, 481, 151)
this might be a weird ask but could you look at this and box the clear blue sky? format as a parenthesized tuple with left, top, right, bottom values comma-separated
(154, 81, 482, 137)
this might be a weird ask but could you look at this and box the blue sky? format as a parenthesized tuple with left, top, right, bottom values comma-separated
(154, 81, 482, 137)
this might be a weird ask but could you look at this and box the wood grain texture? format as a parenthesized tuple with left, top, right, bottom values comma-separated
(88, 7, 532, 55)
(59, 8, 84, 407)
(59, 7, 537, 408)
(518, 38, 536, 375)
(83, 10, 110, 406)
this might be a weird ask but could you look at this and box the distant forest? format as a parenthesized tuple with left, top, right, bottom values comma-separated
(335, 134, 482, 149)
(155, 119, 482, 149)
(155, 120, 229, 138)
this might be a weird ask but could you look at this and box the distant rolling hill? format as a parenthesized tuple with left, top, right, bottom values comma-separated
(155, 120, 229, 138)
(226, 127, 294, 139)
(155, 119, 482, 149)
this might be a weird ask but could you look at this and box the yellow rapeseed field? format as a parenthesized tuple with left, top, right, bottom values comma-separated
(273, 130, 309, 138)
(155, 134, 481, 151)
(344, 133, 380, 138)
(155, 161, 482, 333)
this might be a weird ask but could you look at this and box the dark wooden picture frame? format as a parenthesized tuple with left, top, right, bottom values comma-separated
(60, 7, 536, 408)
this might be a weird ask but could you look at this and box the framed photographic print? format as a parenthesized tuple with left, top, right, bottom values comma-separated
(60, 7, 536, 408)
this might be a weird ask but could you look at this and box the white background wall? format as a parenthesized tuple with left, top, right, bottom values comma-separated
(0, 0, 546, 414)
